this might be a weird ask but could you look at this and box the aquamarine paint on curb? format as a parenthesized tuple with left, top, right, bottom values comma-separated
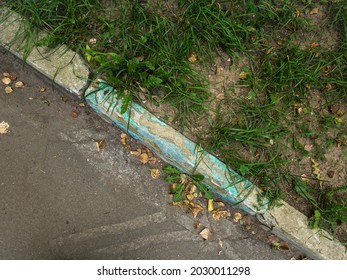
(86, 82, 268, 215)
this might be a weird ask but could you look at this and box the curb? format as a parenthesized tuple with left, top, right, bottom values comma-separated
(1, 8, 346, 260)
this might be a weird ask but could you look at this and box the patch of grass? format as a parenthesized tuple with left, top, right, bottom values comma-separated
(294, 179, 347, 234)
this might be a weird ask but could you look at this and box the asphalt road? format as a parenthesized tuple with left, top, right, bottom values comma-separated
(0, 47, 303, 260)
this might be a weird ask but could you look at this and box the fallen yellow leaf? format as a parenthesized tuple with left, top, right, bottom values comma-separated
(5, 86, 13, 94)
(3, 72, 16, 80)
(139, 153, 149, 164)
(199, 228, 211, 240)
(150, 168, 160, 179)
(0, 121, 10, 134)
(15, 81, 25, 88)
(2, 77, 11, 85)
(239, 71, 249, 80)
(207, 199, 214, 212)
(188, 52, 198, 63)
(233, 212, 242, 222)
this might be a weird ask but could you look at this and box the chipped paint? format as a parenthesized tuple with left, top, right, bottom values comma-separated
(86, 82, 268, 215)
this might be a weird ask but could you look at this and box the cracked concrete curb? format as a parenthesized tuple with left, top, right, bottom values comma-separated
(1, 8, 346, 260)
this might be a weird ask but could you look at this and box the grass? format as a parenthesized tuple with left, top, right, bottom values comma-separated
(2, 0, 347, 241)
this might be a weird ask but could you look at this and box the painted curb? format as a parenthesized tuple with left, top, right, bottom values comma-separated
(1, 7, 346, 260)
(0, 8, 89, 97)
(85, 82, 267, 215)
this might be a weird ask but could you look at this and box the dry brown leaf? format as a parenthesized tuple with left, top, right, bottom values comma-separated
(233, 212, 242, 222)
(150, 168, 160, 179)
(78, 103, 86, 107)
(219, 210, 231, 219)
(304, 144, 313, 152)
(310, 42, 319, 48)
(310, 7, 319, 15)
(239, 71, 248, 80)
(95, 139, 106, 151)
(40, 87, 46, 92)
(120, 133, 127, 145)
(325, 83, 333, 91)
(148, 157, 158, 164)
(2, 77, 11, 85)
(5, 86, 13, 94)
(301, 174, 310, 183)
(71, 109, 79, 118)
(15, 81, 25, 88)
(130, 149, 142, 156)
(139, 153, 149, 164)
(216, 92, 225, 100)
(212, 210, 221, 221)
(216, 201, 225, 208)
(199, 228, 211, 240)
(186, 194, 194, 201)
(0, 121, 10, 134)
(336, 108, 344, 117)
(3, 72, 16, 81)
(188, 52, 198, 63)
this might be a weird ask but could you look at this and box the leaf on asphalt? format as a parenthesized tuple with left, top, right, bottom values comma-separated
(95, 139, 106, 151)
(130, 149, 142, 156)
(71, 109, 79, 118)
(120, 133, 127, 145)
(5, 86, 13, 94)
(15, 81, 25, 88)
(218, 239, 223, 248)
(0, 121, 10, 134)
(139, 153, 149, 164)
(150, 168, 160, 179)
(233, 212, 242, 222)
(199, 228, 211, 240)
(2, 77, 11, 85)
(3, 72, 16, 81)
(207, 199, 214, 212)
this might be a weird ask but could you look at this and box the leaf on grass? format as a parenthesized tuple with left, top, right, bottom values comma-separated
(142, 76, 162, 88)
(239, 71, 249, 80)
(150, 168, 160, 179)
(188, 52, 198, 63)
(199, 228, 211, 240)
(0, 121, 10, 134)
(311, 158, 322, 188)
(309, 7, 319, 15)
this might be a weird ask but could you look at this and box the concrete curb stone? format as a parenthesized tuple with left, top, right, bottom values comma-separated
(1, 7, 346, 260)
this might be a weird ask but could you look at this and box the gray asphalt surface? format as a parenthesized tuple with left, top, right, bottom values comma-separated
(0, 47, 303, 260)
